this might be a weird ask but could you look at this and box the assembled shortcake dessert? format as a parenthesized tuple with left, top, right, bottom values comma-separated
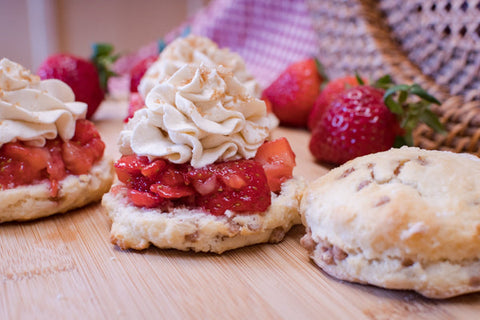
(0, 58, 113, 222)
(102, 62, 304, 253)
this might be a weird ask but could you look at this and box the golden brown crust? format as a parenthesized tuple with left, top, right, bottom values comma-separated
(0, 158, 114, 223)
(300, 146, 480, 299)
(102, 177, 305, 254)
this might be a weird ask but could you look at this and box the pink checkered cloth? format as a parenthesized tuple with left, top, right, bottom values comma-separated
(110, 0, 318, 95)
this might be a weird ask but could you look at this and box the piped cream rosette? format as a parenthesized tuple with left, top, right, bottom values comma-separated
(0, 58, 86, 147)
(139, 35, 261, 99)
(120, 63, 276, 168)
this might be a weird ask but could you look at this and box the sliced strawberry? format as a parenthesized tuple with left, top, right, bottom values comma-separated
(113, 155, 273, 215)
(129, 55, 157, 93)
(150, 184, 194, 198)
(114, 155, 150, 184)
(0, 119, 105, 196)
(190, 175, 218, 195)
(127, 189, 164, 208)
(0, 155, 37, 187)
(45, 139, 67, 195)
(254, 137, 296, 192)
(141, 159, 167, 178)
(220, 173, 247, 190)
(62, 141, 94, 174)
(158, 164, 188, 187)
(65, 119, 105, 175)
(2, 143, 49, 173)
(83, 138, 106, 161)
(188, 160, 271, 215)
(0, 141, 63, 194)
(71, 119, 101, 144)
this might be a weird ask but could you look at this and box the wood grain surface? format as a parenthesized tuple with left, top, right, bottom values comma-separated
(1, 99, 479, 319)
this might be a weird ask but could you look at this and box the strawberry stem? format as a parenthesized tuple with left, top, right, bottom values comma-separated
(314, 58, 329, 84)
(373, 74, 393, 89)
(158, 39, 167, 53)
(355, 71, 365, 85)
(90, 43, 119, 93)
(379, 79, 445, 146)
(181, 25, 191, 37)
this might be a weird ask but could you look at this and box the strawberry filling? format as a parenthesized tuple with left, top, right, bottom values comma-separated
(114, 138, 296, 216)
(0, 119, 105, 197)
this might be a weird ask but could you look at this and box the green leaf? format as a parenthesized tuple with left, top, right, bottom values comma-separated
(90, 43, 120, 93)
(374, 74, 393, 89)
(393, 135, 407, 148)
(383, 84, 410, 100)
(315, 58, 329, 83)
(181, 26, 191, 37)
(398, 90, 407, 104)
(158, 39, 166, 53)
(410, 84, 441, 105)
(403, 132, 414, 146)
(385, 96, 403, 114)
(92, 43, 114, 58)
(355, 71, 365, 85)
(419, 109, 446, 133)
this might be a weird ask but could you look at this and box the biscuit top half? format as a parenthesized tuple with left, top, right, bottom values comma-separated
(301, 146, 480, 263)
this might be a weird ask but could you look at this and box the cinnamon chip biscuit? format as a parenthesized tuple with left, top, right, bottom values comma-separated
(0, 159, 114, 223)
(102, 177, 305, 254)
(300, 146, 480, 299)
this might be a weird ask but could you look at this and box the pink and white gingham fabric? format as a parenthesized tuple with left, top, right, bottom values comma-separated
(172, 0, 318, 87)
(111, 0, 317, 94)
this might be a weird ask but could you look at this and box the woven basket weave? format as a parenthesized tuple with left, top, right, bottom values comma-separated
(306, 0, 480, 156)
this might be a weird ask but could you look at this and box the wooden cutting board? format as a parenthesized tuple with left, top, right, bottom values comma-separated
(1, 99, 479, 319)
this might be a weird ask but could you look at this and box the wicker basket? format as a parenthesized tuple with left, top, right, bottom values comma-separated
(306, 0, 480, 156)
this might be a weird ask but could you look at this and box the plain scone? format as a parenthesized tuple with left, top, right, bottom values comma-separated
(102, 177, 305, 254)
(0, 158, 114, 223)
(300, 146, 480, 299)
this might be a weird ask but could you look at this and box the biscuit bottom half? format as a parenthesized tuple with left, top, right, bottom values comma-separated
(300, 146, 480, 299)
(0, 158, 114, 223)
(102, 177, 305, 254)
(301, 229, 480, 299)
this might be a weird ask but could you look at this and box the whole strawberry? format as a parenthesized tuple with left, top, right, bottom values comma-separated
(307, 75, 365, 131)
(125, 92, 145, 122)
(262, 58, 323, 127)
(37, 44, 117, 119)
(310, 86, 399, 164)
(129, 55, 157, 93)
(309, 78, 443, 165)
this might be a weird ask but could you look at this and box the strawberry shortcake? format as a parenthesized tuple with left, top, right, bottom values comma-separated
(102, 62, 305, 253)
(0, 58, 113, 223)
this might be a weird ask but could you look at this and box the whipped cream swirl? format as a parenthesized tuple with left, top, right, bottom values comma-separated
(120, 64, 275, 168)
(0, 58, 86, 147)
(138, 35, 261, 99)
